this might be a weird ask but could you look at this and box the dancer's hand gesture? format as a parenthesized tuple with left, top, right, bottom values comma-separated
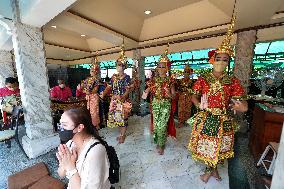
(200, 93, 208, 110)
(231, 99, 248, 113)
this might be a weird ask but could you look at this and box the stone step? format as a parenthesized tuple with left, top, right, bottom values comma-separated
(28, 176, 65, 189)
(8, 162, 49, 189)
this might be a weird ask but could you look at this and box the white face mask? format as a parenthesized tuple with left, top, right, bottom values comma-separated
(59, 84, 65, 88)
(213, 61, 228, 72)
(116, 66, 123, 72)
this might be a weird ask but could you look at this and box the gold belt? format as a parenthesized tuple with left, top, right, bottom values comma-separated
(204, 107, 227, 115)
(153, 97, 171, 102)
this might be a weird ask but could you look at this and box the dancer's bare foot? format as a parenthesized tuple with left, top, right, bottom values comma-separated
(158, 148, 164, 155)
(157, 146, 164, 155)
(118, 135, 126, 144)
(212, 169, 222, 181)
(155, 145, 159, 153)
(200, 172, 212, 183)
(156, 146, 164, 155)
(156, 145, 160, 153)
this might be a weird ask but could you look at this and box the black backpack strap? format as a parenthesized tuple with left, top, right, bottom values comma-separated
(84, 142, 101, 159)
(69, 141, 73, 148)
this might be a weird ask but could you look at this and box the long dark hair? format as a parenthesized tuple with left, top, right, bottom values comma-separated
(64, 107, 103, 142)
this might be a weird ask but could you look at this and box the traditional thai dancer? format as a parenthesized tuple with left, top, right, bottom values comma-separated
(176, 65, 193, 128)
(81, 56, 101, 129)
(143, 45, 176, 155)
(188, 15, 248, 183)
(101, 44, 132, 144)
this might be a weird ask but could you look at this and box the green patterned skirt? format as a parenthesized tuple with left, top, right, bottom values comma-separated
(152, 98, 171, 148)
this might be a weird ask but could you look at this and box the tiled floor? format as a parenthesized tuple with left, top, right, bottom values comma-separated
(0, 114, 229, 189)
(100, 115, 230, 189)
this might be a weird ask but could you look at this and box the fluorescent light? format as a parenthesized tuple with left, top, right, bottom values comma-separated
(81, 34, 86, 37)
(144, 10, 151, 15)
(51, 25, 56, 28)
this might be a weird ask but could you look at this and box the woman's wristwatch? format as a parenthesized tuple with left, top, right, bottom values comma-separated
(66, 169, 78, 179)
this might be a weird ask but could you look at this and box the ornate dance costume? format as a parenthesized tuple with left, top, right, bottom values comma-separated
(177, 66, 193, 124)
(82, 57, 100, 127)
(188, 14, 246, 168)
(147, 46, 176, 148)
(188, 72, 245, 167)
(107, 74, 132, 128)
(82, 76, 100, 127)
(107, 45, 132, 128)
(147, 76, 176, 148)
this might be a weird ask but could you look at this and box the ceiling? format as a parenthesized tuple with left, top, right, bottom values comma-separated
(1, 0, 284, 64)
(119, 0, 201, 18)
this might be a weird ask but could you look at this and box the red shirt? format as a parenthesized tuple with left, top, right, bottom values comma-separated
(76, 88, 86, 98)
(0, 87, 20, 97)
(50, 86, 72, 101)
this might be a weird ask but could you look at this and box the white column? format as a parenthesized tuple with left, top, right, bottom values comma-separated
(11, 0, 59, 158)
(0, 50, 15, 87)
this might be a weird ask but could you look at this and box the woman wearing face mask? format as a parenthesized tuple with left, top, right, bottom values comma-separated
(81, 57, 101, 129)
(188, 16, 248, 183)
(101, 44, 132, 144)
(143, 46, 176, 155)
(0, 77, 21, 124)
(176, 65, 193, 128)
(56, 107, 111, 189)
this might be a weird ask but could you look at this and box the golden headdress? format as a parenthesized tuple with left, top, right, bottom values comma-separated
(116, 44, 128, 68)
(91, 55, 100, 73)
(209, 15, 236, 64)
(158, 44, 172, 67)
(216, 15, 236, 56)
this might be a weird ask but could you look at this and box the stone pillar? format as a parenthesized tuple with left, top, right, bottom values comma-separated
(271, 123, 284, 189)
(11, 0, 59, 158)
(132, 49, 145, 115)
(0, 50, 15, 87)
(130, 66, 138, 114)
(234, 30, 257, 93)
